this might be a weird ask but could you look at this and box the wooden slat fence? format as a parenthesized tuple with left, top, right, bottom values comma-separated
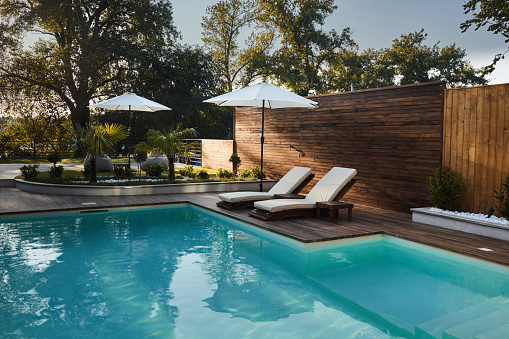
(235, 82, 445, 212)
(443, 84, 509, 214)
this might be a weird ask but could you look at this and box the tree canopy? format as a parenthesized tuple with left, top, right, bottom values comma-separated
(258, 0, 355, 96)
(0, 0, 179, 128)
(461, 0, 509, 65)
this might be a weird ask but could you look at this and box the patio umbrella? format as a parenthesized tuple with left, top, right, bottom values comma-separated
(204, 81, 318, 191)
(89, 92, 171, 167)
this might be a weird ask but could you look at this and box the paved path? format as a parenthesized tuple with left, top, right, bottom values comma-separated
(0, 163, 85, 179)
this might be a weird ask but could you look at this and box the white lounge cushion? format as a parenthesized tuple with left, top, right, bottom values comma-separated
(267, 167, 313, 195)
(254, 167, 357, 213)
(218, 192, 273, 203)
(219, 167, 312, 203)
(306, 167, 357, 202)
(253, 198, 316, 213)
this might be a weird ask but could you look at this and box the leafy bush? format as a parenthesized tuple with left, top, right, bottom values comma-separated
(427, 164, 465, 210)
(20, 164, 40, 180)
(113, 165, 134, 178)
(196, 169, 210, 180)
(146, 163, 165, 177)
(229, 154, 241, 174)
(133, 150, 148, 164)
(239, 169, 251, 179)
(495, 176, 509, 220)
(217, 168, 235, 179)
(250, 167, 266, 179)
(50, 165, 64, 179)
(46, 152, 62, 166)
(179, 165, 196, 178)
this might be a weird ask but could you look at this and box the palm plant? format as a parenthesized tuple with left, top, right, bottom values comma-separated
(147, 125, 197, 180)
(182, 141, 199, 165)
(69, 123, 128, 182)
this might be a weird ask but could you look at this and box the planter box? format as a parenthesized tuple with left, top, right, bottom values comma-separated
(411, 207, 509, 241)
(15, 179, 276, 196)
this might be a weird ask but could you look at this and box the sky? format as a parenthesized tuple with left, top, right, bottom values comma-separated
(171, 0, 509, 85)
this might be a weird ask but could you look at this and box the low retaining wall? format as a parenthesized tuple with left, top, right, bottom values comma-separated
(0, 179, 15, 187)
(411, 207, 509, 241)
(15, 179, 276, 196)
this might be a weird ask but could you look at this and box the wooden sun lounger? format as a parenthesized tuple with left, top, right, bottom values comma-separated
(248, 179, 356, 221)
(216, 173, 315, 210)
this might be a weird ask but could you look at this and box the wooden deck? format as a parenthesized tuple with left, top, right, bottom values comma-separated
(2, 187, 509, 267)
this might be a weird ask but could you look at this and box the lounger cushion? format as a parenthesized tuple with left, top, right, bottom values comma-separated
(305, 167, 357, 202)
(254, 167, 357, 212)
(218, 192, 273, 203)
(267, 167, 313, 195)
(219, 167, 312, 203)
(253, 198, 316, 213)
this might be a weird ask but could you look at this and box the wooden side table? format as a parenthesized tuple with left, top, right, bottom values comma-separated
(316, 201, 354, 222)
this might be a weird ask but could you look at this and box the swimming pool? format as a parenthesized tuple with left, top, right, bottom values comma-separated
(1, 204, 508, 338)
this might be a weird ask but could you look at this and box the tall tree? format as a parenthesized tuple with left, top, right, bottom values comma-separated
(384, 30, 489, 87)
(0, 0, 179, 129)
(259, 0, 355, 96)
(323, 48, 395, 93)
(461, 0, 509, 66)
(202, 0, 273, 92)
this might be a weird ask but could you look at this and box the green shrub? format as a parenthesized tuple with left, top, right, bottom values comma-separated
(113, 165, 134, 178)
(179, 165, 196, 178)
(495, 176, 509, 220)
(20, 164, 40, 180)
(427, 164, 465, 210)
(196, 169, 210, 180)
(146, 163, 165, 177)
(239, 169, 251, 179)
(229, 154, 241, 174)
(250, 167, 266, 179)
(46, 152, 62, 165)
(133, 150, 148, 164)
(50, 165, 64, 179)
(217, 168, 235, 179)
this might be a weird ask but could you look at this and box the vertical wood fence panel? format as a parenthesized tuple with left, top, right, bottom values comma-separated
(443, 84, 509, 215)
(235, 82, 445, 212)
(201, 139, 233, 171)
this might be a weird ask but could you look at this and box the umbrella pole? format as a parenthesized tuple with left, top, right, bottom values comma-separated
(128, 106, 131, 169)
(260, 100, 265, 192)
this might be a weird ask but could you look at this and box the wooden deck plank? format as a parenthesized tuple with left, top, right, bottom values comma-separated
(2, 188, 509, 267)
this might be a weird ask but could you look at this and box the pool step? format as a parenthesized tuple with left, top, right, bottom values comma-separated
(415, 296, 509, 339)
(443, 307, 509, 339)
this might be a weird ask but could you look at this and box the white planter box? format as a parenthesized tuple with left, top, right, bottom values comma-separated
(15, 179, 276, 196)
(411, 207, 509, 241)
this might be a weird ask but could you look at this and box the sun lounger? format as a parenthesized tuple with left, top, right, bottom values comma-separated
(216, 167, 314, 210)
(249, 167, 357, 220)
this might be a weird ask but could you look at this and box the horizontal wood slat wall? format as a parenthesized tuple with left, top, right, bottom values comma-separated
(235, 82, 445, 212)
(443, 84, 509, 215)
(201, 139, 233, 171)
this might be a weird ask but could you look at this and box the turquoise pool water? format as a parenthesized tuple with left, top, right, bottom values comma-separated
(1, 204, 509, 338)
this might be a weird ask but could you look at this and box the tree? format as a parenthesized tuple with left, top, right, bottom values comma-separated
(323, 48, 395, 93)
(202, 0, 273, 92)
(0, 0, 179, 129)
(69, 123, 128, 183)
(147, 126, 197, 181)
(384, 30, 489, 87)
(259, 0, 355, 96)
(96, 44, 234, 140)
(325, 30, 490, 91)
(461, 0, 509, 66)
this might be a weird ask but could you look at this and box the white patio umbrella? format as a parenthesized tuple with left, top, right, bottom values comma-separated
(204, 81, 318, 191)
(89, 92, 171, 167)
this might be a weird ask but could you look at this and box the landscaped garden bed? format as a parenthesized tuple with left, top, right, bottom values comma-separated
(411, 207, 509, 241)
